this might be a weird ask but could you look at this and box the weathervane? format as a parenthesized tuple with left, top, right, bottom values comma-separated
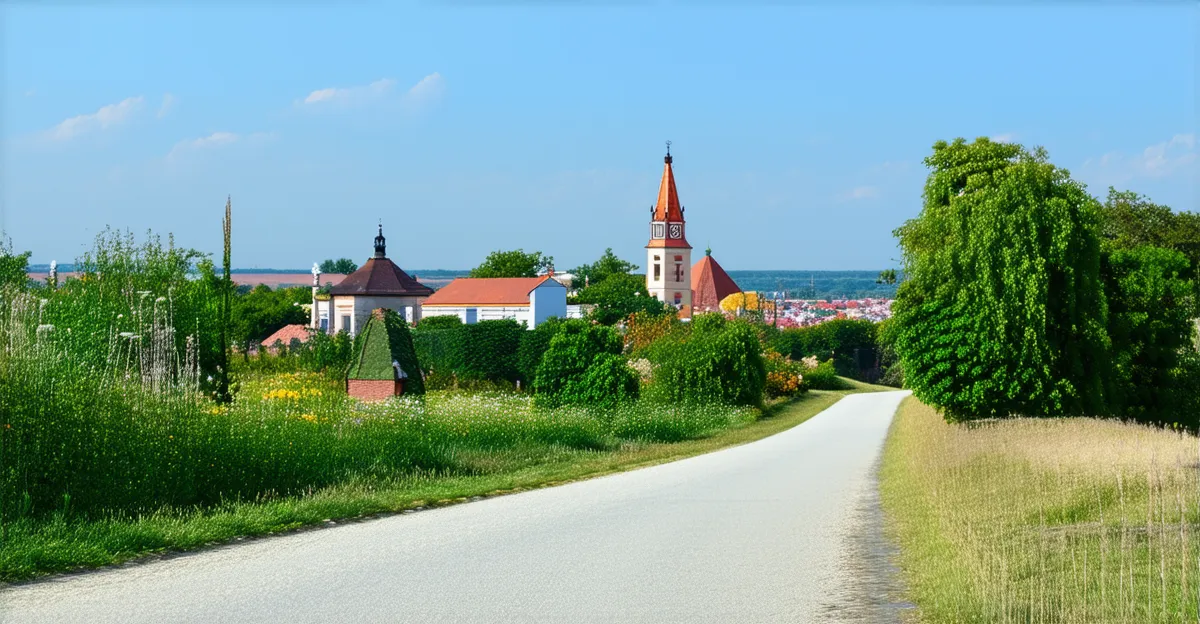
(665, 140, 671, 156)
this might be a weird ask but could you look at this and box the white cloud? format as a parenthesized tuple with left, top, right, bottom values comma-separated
(166, 131, 274, 160)
(990, 133, 1016, 143)
(838, 186, 879, 201)
(157, 93, 177, 119)
(1080, 133, 1197, 187)
(45, 96, 144, 141)
(300, 78, 397, 106)
(403, 72, 445, 105)
(298, 73, 445, 113)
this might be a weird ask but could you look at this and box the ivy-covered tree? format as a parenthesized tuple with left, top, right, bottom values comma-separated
(892, 138, 1111, 421)
(470, 249, 554, 278)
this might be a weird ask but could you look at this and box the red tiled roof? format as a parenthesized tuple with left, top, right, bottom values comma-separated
(329, 257, 434, 297)
(690, 252, 741, 312)
(261, 324, 311, 347)
(422, 276, 562, 307)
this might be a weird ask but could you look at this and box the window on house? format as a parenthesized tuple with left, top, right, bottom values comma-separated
(319, 318, 328, 331)
(675, 263, 683, 282)
(465, 308, 478, 324)
(341, 315, 351, 332)
(654, 263, 661, 281)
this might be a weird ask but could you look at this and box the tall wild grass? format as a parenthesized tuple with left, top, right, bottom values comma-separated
(0, 287, 756, 529)
(881, 397, 1200, 623)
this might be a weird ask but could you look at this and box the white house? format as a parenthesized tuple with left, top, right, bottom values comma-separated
(420, 275, 567, 329)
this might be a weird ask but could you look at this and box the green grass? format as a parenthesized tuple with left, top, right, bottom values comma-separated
(880, 397, 1200, 623)
(0, 388, 858, 584)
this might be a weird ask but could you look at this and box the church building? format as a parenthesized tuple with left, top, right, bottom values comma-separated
(318, 224, 434, 336)
(645, 144, 693, 311)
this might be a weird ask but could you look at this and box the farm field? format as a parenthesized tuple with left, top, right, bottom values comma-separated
(880, 398, 1200, 623)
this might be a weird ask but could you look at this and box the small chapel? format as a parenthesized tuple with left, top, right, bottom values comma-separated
(314, 224, 434, 336)
(643, 144, 740, 319)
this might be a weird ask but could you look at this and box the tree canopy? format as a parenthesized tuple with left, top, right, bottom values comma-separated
(569, 248, 639, 289)
(575, 272, 671, 325)
(469, 249, 554, 279)
(230, 284, 310, 354)
(892, 138, 1111, 421)
(319, 258, 358, 274)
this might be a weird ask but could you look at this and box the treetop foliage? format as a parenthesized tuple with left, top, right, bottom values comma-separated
(319, 258, 358, 274)
(569, 248, 639, 288)
(470, 249, 554, 279)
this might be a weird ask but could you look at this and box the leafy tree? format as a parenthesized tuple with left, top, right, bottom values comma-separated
(576, 273, 671, 325)
(570, 248, 639, 288)
(876, 269, 897, 286)
(0, 235, 31, 290)
(470, 249, 554, 278)
(1098, 187, 1200, 312)
(1104, 246, 1195, 422)
(230, 284, 310, 356)
(319, 258, 358, 274)
(892, 138, 1111, 421)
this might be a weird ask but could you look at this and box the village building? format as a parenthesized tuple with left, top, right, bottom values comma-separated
(690, 247, 742, 314)
(645, 144, 693, 313)
(316, 225, 434, 336)
(420, 275, 567, 329)
(346, 308, 425, 401)
(260, 323, 311, 354)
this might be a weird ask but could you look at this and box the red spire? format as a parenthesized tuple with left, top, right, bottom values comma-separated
(652, 145, 684, 223)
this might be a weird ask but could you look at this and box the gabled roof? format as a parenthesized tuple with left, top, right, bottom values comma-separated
(422, 276, 562, 307)
(261, 324, 311, 347)
(329, 257, 434, 297)
(691, 251, 741, 312)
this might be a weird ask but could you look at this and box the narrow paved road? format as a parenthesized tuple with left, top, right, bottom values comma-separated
(0, 391, 910, 624)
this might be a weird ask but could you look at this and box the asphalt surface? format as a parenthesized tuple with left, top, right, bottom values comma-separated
(0, 390, 910, 624)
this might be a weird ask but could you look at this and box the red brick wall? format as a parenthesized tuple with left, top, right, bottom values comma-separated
(347, 379, 402, 401)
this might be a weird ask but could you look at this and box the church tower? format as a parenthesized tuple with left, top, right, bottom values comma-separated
(645, 143, 693, 310)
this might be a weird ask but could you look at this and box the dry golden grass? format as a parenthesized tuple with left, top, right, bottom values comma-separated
(880, 397, 1200, 623)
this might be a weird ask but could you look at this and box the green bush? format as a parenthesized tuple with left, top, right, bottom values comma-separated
(517, 317, 575, 385)
(646, 319, 766, 407)
(532, 322, 625, 408)
(418, 315, 463, 331)
(458, 319, 523, 383)
(772, 318, 878, 380)
(802, 359, 847, 390)
(412, 328, 461, 376)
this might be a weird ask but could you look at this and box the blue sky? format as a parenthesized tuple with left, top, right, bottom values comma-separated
(2, 4, 1196, 271)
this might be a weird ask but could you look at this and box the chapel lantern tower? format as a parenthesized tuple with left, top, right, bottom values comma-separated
(645, 142, 693, 309)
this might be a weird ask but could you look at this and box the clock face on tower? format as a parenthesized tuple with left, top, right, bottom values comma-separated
(669, 224, 682, 239)
(652, 223, 665, 239)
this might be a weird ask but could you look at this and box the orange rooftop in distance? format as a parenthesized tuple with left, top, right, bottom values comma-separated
(691, 247, 741, 313)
